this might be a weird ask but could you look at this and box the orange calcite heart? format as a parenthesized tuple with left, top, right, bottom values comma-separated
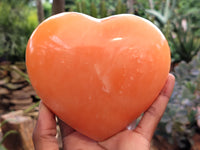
(26, 12, 170, 141)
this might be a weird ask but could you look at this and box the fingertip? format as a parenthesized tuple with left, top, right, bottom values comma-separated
(168, 73, 175, 83)
(160, 73, 175, 99)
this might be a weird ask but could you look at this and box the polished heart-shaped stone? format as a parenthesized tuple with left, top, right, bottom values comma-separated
(26, 12, 170, 141)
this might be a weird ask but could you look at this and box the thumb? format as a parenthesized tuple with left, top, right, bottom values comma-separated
(134, 73, 175, 142)
(32, 102, 59, 150)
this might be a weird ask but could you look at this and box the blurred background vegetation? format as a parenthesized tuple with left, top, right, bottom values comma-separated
(0, 0, 200, 149)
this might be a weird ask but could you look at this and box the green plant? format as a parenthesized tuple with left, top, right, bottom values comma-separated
(65, 0, 75, 11)
(43, 0, 52, 18)
(73, 0, 128, 18)
(100, 0, 107, 18)
(90, 2, 98, 17)
(177, 0, 200, 38)
(169, 19, 200, 64)
(75, 1, 88, 14)
(115, 0, 127, 14)
(145, 0, 200, 64)
(145, 0, 176, 27)
(157, 52, 200, 149)
(0, 0, 38, 62)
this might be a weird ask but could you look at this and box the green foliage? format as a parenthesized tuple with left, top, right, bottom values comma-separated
(75, 0, 100, 17)
(145, 0, 200, 64)
(170, 0, 200, 63)
(65, 0, 75, 11)
(73, 0, 128, 18)
(146, 0, 176, 26)
(177, 0, 200, 38)
(170, 20, 200, 63)
(0, 0, 38, 62)
(100, 0, 107, 18)
(75, 1, 88, 14)
(90, 2, 98, 17)
(158, 52, 200, 149)
(115, 0, 127, 14)
(43, 1, 52, 18)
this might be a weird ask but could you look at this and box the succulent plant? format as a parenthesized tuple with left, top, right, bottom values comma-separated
(157, 52, 200, 149)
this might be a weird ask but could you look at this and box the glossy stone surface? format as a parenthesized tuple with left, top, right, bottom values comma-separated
(26, 12, 170, 141)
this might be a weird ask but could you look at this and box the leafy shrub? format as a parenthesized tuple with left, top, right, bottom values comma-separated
(43, 1, 52, 18)
(170, 22, 200, 64)
(177, 0, 200, 38)
(157, 52, 200, 149)
(73, 0, 127, 18)
(145, 0, 176, 27)
(0, 0, 38, 62)
(145, 0, 200, 64)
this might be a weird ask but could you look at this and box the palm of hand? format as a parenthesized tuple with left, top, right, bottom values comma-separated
(61, 129, 150, 150)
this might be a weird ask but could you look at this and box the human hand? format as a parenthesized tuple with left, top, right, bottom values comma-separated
(33, 73, 175, 150)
